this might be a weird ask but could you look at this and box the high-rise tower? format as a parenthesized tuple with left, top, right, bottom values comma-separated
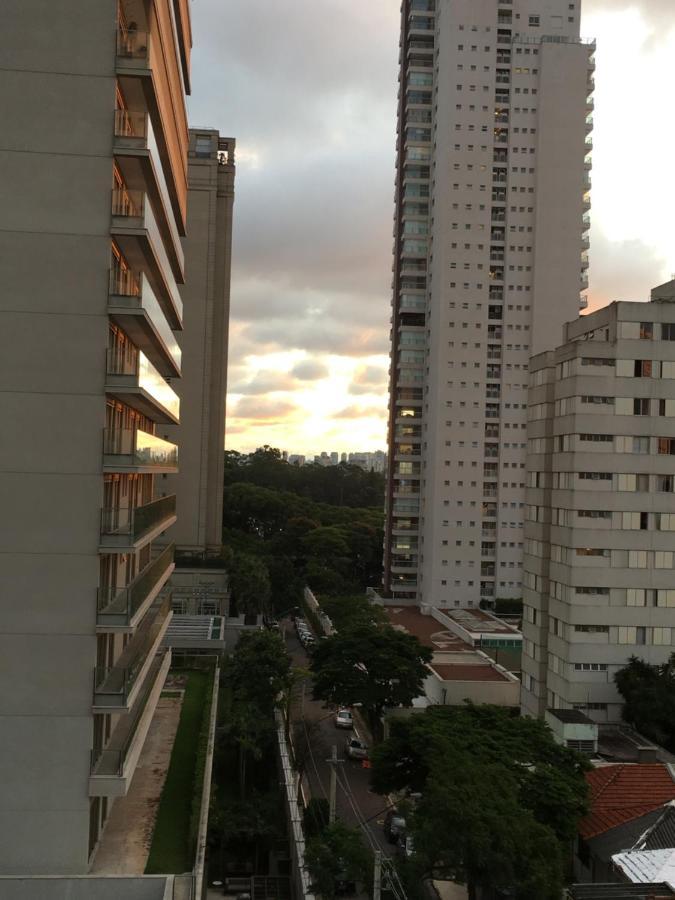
(384, 0, 595, 608)
(0, 0, 191, 873)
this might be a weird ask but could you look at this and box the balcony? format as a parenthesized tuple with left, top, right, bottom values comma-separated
(111, 188, 183, 329)
(100, 495, 177, 552)
(97, 543, 175, 629)
(93, 595, 172, 710)
(108, 268, 181, 377)
(579, 295, 589, 310)
(89, 650, 171, 797)
(114, 26, 187, 236)
(113, 110, 184, 281)
(106, 348, 180, 425)
(103, 427, 178, 473)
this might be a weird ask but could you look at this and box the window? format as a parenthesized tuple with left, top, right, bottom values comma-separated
(576, 548, 609, 557)
(580, 433, 613, 443)
(659, 438, 675, 455)
(634, 398, 650, 416)
(662, 323, 675, 341)
(574, 663, 607, 671)
(657, 475, 674, 492)
(579, 472, 612, 481)
(195, 135, 212, 158)
(640, 322, 653, 339)
(576, 586, 609, 596)
(653, 628, 672, 645)
(529, 15, 540, 26)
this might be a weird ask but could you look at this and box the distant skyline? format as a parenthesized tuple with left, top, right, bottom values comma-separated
(187, 1, 675, 456)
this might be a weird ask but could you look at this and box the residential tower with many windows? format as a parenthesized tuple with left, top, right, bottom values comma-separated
(521, 283, 675, 722)
(383, 0, 594, 607)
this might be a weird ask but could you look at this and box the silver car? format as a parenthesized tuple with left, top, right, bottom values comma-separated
(345, 737, 368, 760)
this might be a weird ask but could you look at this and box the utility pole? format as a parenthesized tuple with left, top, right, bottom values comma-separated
(373, 850, 382, 900)
(328, 745, 338, 823)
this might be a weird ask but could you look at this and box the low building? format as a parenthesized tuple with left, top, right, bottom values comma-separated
(382, 604, 521, 721)
(546, 708, 598, 754)
(576, 764, 675, 883)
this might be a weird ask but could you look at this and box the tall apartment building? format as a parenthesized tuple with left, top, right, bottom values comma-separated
(521, 283, 675, 722)
(165, 129, 235, 557)
(383, 0, 594, 607)
(0, 0, 191, 873)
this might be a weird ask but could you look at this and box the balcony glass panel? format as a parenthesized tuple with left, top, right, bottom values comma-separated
(104, 427, 178, 469)
(94, 596, 171, 706)
(109, 268, 181, 371)
(116, 26, 150, 61)
(97, 543, 175, 626)
(101, 495, 176, 543)
(106, 349, 180, 420)
(91, 652, 166, 777)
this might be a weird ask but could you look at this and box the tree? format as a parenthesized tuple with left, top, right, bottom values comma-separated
(310, 624, 433, 721)
(223, 630, 291, 796)
(615, 653, 675, 750)
(228, 552, 271, 617)
(413, 754, 563, 900)
(369, 705, 589, 898)
(305, 822, 372, 899)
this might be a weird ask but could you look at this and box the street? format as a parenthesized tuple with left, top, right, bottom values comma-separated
(283, 622, 395, 858)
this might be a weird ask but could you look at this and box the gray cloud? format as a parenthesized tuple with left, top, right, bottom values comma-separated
(587, 229, 668, 311)
(333, 404, 386, 420)
(232, 397, 300, 421)
(291, 360, 330, 381)
(230, 372, 297, 395)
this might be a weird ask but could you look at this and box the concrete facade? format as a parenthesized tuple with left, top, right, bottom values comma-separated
(384, 0, 594, 608)
(521, 286, 675, 722)
(165, 130, 235, 554)
(0, 0, 191, 873)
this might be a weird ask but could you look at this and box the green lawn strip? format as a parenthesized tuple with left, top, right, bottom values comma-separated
(145, 669, 213, 874)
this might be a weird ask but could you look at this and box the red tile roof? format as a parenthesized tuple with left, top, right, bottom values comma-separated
(579, 764, 675, 840)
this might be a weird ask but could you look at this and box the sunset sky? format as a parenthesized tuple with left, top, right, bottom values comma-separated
(187, 0, 675, 457)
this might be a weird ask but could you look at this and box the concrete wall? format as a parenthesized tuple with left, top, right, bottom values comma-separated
(165, 131, 234, 552)
(0, 0, 118, 873)
(0, 876, 172, 900)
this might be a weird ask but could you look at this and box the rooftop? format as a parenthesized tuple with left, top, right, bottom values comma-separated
(384, 606, 471, 651)
(549, 708, 596, 725)
(429, 663, 510, 683)
(613, 847, 675, 888)
(568, 884, 675, 899)
(436, 606, 520, 636)
(579, 764, 675, 840)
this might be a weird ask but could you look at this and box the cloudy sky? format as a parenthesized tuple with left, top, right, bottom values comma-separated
(187, 0, 675, 457)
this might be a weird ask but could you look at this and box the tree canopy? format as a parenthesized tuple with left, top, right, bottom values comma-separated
(370, 705, 590, 899)
(305, 822, 372, 899)
(615, 653, 675, 751)
(310, 623, 432, 719)
(220, 447, 385, 611)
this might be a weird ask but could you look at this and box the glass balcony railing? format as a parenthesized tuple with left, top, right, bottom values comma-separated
(116, 26, 150, 62)
(101, 495, 177, 545)
(103, 427, 178, 469)
(109, 267, 181, 373)
(106, 348, 180, 421)
(97, 543, 175, 627)
(114, 108, 147, 140)
(111, 189, 183, 326)
(91, 651, 167, 778)
(94, 595, 171, 706)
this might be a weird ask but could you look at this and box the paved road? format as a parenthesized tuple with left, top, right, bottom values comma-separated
(283, 622, 395, 858)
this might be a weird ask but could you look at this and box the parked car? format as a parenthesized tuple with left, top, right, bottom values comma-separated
(301, 633, 315, 647)
(263, 616, 279, 631)
(345, 737, 368, 760)
(335, 709, 353, 729)
(384, 810, 407, 844)
(396, 834, 415, 859)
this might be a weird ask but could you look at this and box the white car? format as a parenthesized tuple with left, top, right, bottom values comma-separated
(345, 737, 368, 760)
(335, 709, 354, 729)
